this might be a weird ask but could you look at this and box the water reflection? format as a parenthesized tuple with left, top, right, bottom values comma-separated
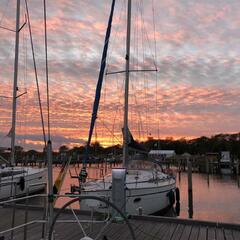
(176, 171, 240, 223)
(49, 164, 240, 224)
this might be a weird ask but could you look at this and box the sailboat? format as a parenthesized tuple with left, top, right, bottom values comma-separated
(0, 0, 46, 200)
(73, 0, 176, 215)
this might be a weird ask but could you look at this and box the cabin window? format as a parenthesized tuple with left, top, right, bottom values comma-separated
(133, 197, 141, 203)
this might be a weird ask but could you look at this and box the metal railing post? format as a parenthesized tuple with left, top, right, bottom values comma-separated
(23, 187, 30, 240)
(41, 183, 48, 239)
(10, 183, 17, 240)
(47, 140, 54, 239)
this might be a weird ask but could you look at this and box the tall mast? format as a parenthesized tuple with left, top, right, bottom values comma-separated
(10, 0, 21, 166)
(123, 0, 131, 168)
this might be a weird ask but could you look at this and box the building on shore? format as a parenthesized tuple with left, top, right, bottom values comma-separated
(149, 150, 176, 159)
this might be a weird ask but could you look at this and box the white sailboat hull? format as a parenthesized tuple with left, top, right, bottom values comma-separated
(0, 167, 47, 200)
(79, 170, 176, 215)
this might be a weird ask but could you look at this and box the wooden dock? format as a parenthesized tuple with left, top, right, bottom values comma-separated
(0, 206, 240, 240)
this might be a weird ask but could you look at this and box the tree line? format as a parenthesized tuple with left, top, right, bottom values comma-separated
(1, 133, 240, 162)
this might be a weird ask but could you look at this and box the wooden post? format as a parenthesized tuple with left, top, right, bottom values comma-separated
(77, 154, 80, 167)
(206, 157, 209, 173)
(178, 159, 181, 183)
(187, 158, 193, 219)
(206, 158, 210, 186)
(105, 159, 107, 174)
(237, 158, 239, 188)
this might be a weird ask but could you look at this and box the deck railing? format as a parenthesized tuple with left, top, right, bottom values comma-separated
(0, 192, 115, 240)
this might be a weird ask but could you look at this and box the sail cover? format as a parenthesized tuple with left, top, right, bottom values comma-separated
(124, 128, 147, 153)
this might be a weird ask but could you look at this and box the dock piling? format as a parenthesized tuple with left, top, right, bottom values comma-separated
(237, 158, 239, 187)
(178, 160, 181, 182)
(187, 159, 193, 219)
(206, 158, 210, 186)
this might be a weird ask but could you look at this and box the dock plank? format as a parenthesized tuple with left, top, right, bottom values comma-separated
(232, 229, 240, 240)
(171, 224, 185, 240)
(133, 221, 156, 240)
(224, 229, 234, 240)
(198, 227, 207, 240)
(110, 225, 137, 240)
(115, 221, 161, 240)
(1, 207, 240, 240)
(161, 223, 178, 240)
(180, 225, 192, 240)
(189, 226, 200, 240)
(11, 223, 42, 240)
(207, 227, 216, 240)
(152, 222, 170, 239)
(142, 222, 167, 240)
(215, 228, 225, 240)
(104, 222, 132, 240)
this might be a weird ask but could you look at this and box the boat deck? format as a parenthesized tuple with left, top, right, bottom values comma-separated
(0, 206, 239, 240)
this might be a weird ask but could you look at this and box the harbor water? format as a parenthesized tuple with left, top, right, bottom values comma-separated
(176, 171, 240, 223)
(52, 164, 240, 224)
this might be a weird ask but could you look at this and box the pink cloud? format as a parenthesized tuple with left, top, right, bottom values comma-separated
(1, 1, 240, 149)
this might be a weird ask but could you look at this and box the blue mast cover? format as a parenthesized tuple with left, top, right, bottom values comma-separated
(83, 0, 116, 165)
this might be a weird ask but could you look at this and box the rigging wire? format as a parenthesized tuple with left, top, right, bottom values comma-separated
(105, 0, 126, 74)
(139, 0, 149, 139)
(101, 70, 107, 140)
(84, 0, 116, 166)
(14, 5, 28, 152)
(16, 9, 23, 149)
(104, 0, 128, 148)
(98, 117, 122, 145)
(110, 73, 125, 146)
(101, 0, 123, 146)
(105, 16, 125, 145)
(111, 108, 118, 146)
(0, 0, 9, 26)
(131, 81, 144, 141)
(152, 0, 160, 141)
(24, 0, 47, 148)
(23, 13, 28, 152)
(139, 1, 158, 71)
(19, 7, 28, 150)
(92, 0, 125, 149)
(43, 0, 51, 141)
(133, 0, 144, 141)
(129, 2, 137, 137)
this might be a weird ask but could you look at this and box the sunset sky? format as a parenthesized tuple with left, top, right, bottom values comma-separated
(0, 0, 240, 151)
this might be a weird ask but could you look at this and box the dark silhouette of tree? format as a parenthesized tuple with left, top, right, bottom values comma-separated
(5, 132, 240, 161)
